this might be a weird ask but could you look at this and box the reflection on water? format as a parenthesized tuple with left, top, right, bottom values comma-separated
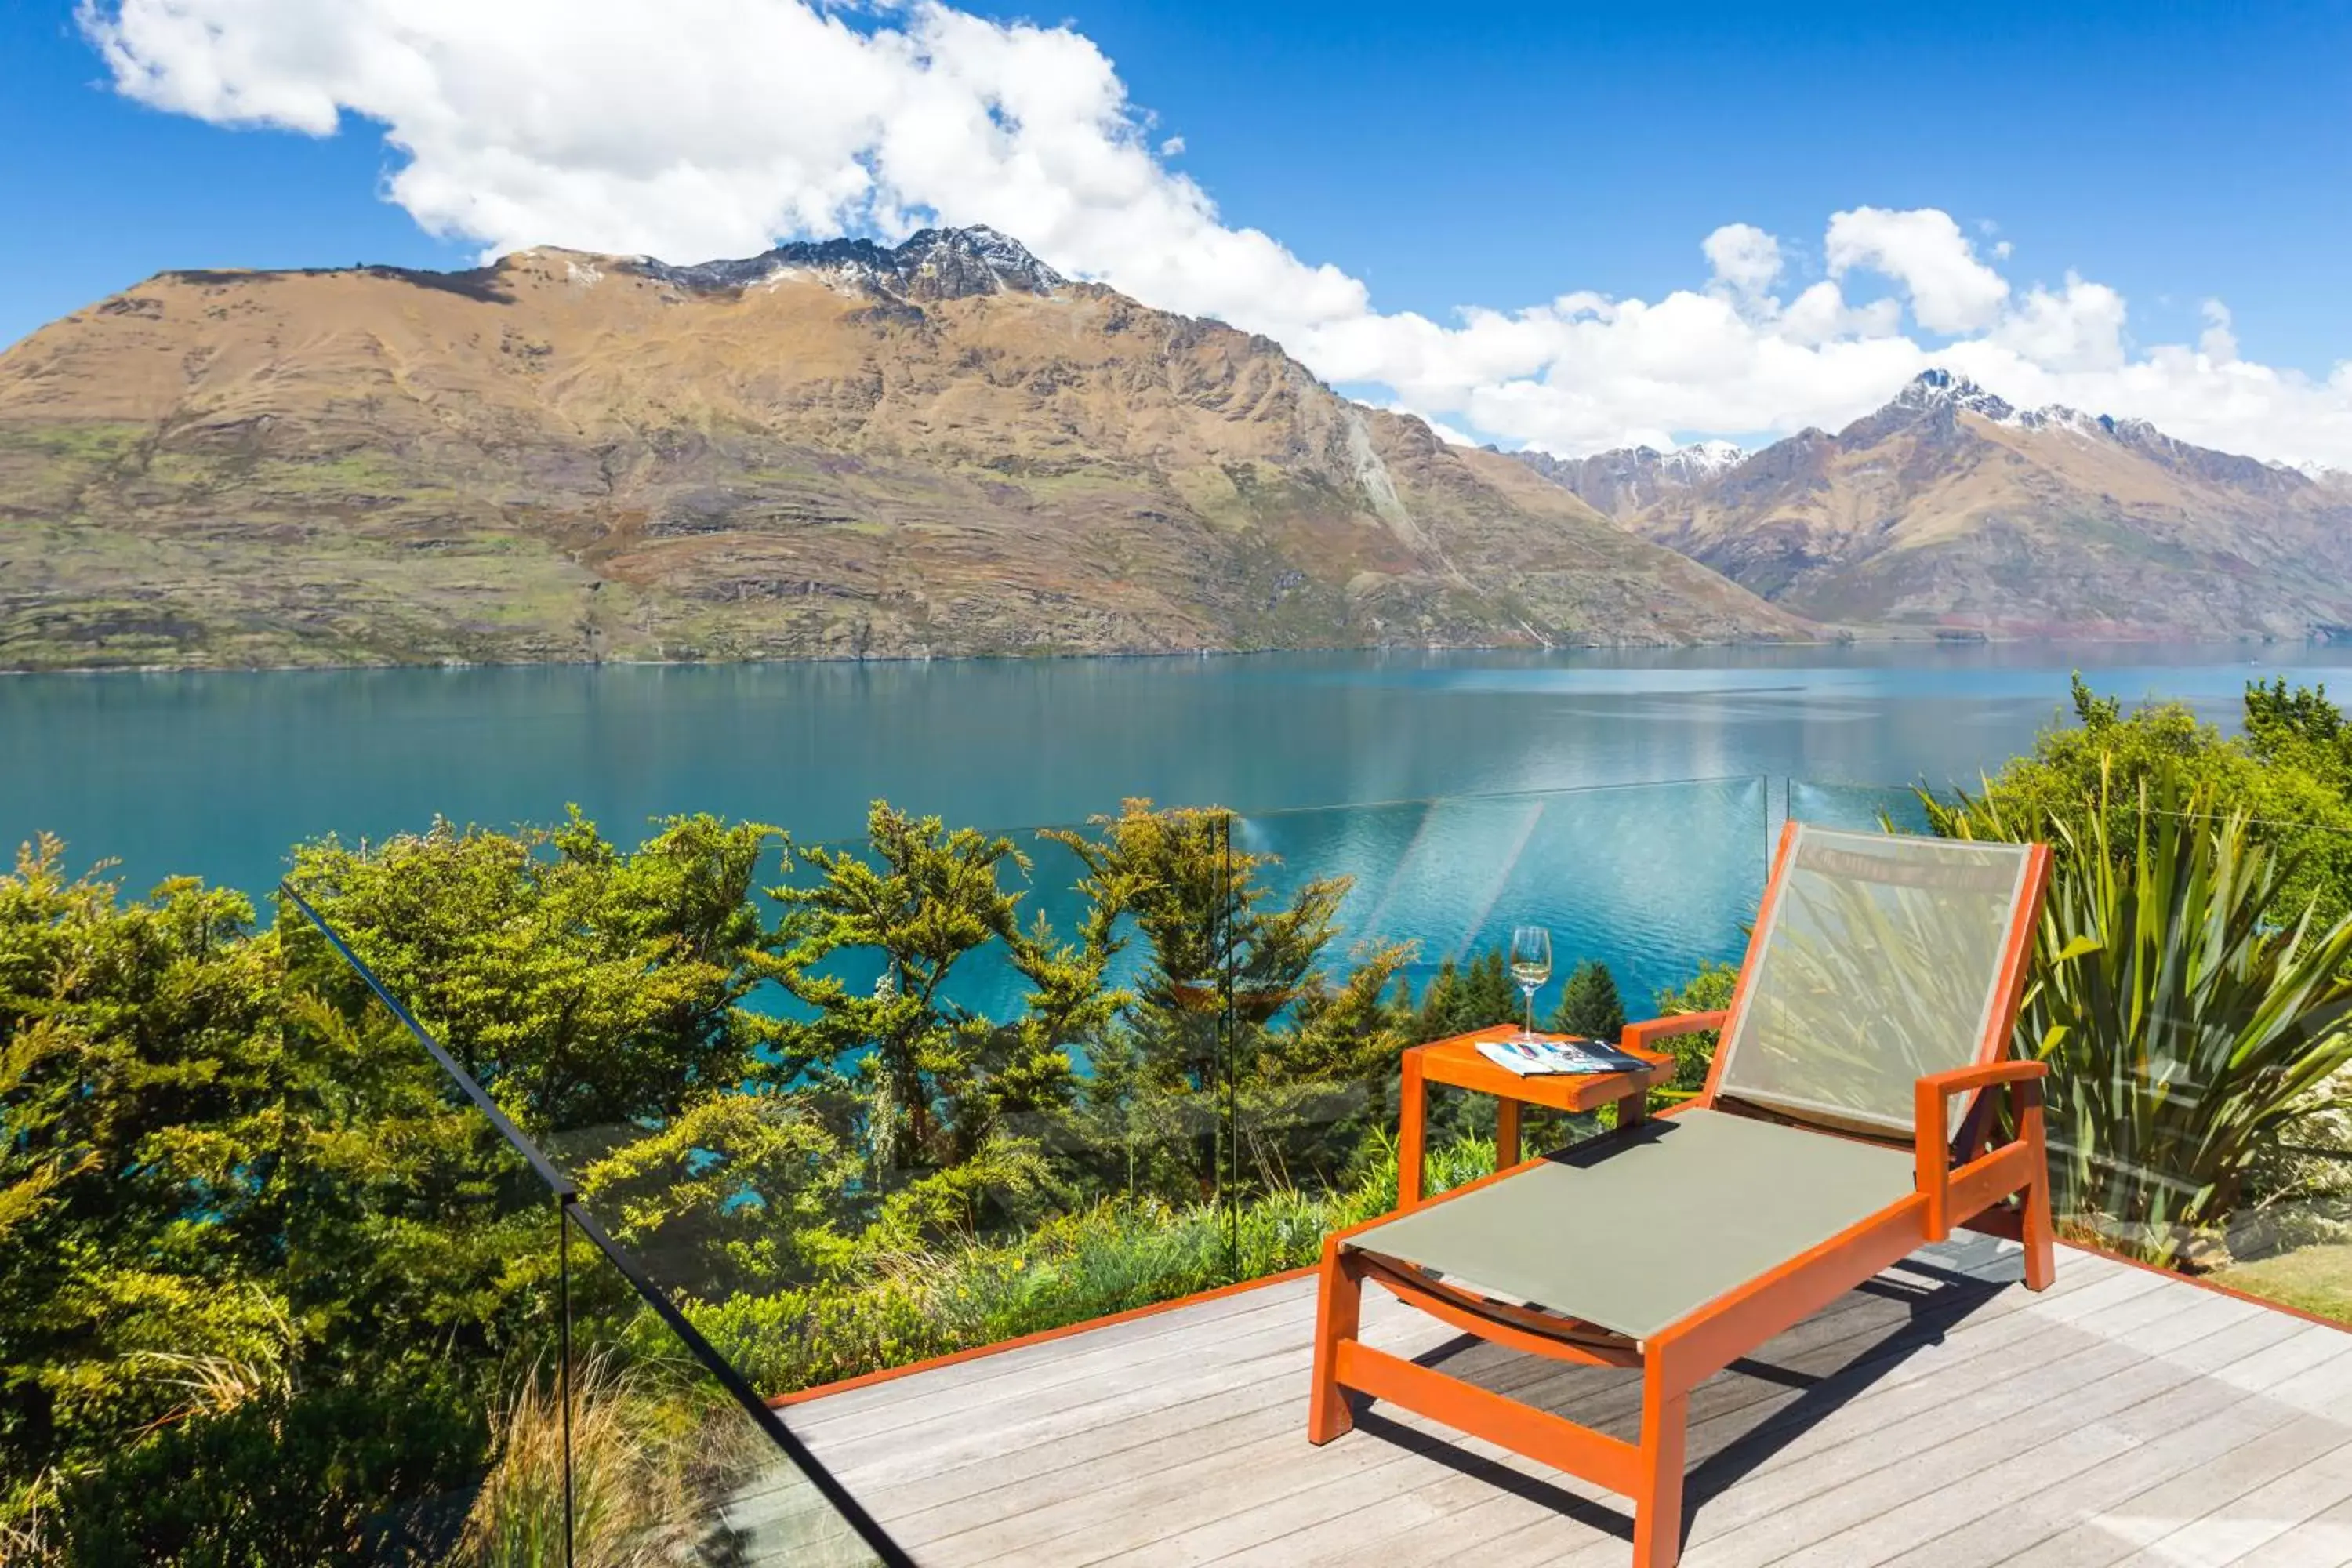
(1238, 779, 1769, 1008)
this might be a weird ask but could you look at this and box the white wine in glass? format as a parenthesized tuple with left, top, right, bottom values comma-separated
(1508, 925, 1552, 1044)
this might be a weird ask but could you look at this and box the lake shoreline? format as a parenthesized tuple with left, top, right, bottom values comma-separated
(0, 624, 2318, 679)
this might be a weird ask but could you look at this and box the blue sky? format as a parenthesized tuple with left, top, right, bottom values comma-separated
(1037, 1, 2352, 378)
(6, 1, 2350, 462)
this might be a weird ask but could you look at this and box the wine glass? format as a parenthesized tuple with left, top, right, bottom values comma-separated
(1508, 925, 1552, 1044)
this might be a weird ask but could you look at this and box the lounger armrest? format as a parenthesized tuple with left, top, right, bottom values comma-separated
(1913, 1060, 2048, 1240)
(1620, 1011, 1728, 1051)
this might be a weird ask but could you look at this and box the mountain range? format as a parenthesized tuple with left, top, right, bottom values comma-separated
(5, 223, 2349, 670)
(1510, 439, 1745, 521)
(1510, 368, 2352, 640)
(0, 227, 1800, 670)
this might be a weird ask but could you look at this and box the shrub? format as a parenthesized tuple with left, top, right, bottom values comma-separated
(454, 1352, 761, 1568)
(1648, 960, 1738, 1099)
(54, 1380, 485, 1568)
(1934, 765, 2352, 1265)
(688, 1136, 1497, 1398)
(1955, 675, 2352, 924)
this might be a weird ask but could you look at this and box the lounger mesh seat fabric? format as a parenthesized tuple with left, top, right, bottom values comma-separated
(1715, 828, 2036, 1140)
(1345, 1107, 1916, 1342)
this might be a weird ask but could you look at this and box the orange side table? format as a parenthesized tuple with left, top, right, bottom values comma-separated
(1396, 1025, 1675, 1209)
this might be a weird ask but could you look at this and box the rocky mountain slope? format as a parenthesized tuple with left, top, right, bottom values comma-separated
(0, 227, 1807, 670)
(1515, 370, 2352, 639)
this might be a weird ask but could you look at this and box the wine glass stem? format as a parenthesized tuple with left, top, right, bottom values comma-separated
(1523, 985, 1536, 1039)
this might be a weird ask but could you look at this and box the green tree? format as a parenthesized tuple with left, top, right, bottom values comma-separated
(1047, 801, 1411, 1198)
(2246, 676, 2347, 753)
(2, 819, 784, 1562)
(0, 840, 297, 1534)
(288, 809, 775, 1135)
(757, 803, 1109, 1185)
(1955, 673, 2352, 923)
(1548, 959, 1625, 1040)
(575, 1092, 858, 1290)
(1044, 800, 1354, 1087)
(1411, 949, 1517, 1043)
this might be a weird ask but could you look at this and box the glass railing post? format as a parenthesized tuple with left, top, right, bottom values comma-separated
(558, 1193, 576, 1568)
(1232, 808, 1251, 1288)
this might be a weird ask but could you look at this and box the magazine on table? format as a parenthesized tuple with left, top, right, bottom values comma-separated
(1475, 1035, 1650, 1076)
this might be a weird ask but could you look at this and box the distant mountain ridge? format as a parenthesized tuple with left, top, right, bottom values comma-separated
(0, 226, 1806, 670)
(1511, 369, 2352, 640)
(1508, 440, 1744, 521)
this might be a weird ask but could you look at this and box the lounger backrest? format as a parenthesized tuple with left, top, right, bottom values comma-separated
(1712, 825, 2041, 1142)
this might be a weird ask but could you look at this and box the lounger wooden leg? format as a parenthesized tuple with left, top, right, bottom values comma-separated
(1397, 1051, 1428, 1210)
(1308, 1239, 1362, 1444)
(1633, 1363, 1689, 1568)
(2020, 1091, 2056, 1293)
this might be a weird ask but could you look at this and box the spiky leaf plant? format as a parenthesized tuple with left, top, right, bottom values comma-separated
(1930, 764, 2352, 1264)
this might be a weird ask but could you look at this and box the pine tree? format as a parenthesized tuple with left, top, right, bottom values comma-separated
(1413, 949, 1519, 1041)
(1548, 958, 1625, 1042)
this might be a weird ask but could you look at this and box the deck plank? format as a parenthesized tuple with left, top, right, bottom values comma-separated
(1755, 1335, 2352, 1568)
(776, 1241, 2352, 1568)
(2161, 1428, 2352, 1564)
(2220, 1490, 2352, 1568)
(785, 1283, 1320, 1443)
(1874, 1344, 2352, 1568)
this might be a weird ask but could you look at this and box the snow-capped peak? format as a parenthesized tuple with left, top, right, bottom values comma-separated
(1889, 372, 2118, 445)
(629, 225, 1065, 302)
(1670, 438, 1746, 477)
(1894, 368, 2016, 421)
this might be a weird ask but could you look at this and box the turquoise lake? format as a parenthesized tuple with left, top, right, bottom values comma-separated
(9, 642, 2350, 1009)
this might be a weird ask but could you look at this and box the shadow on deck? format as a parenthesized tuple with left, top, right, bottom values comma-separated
(764, 1238, 2352, 1566)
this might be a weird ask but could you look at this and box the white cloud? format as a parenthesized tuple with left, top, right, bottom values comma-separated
(74, 0, 2352, 470)
(2200, 299, 2239, 365)
(1702, 223, 1783, 302)
(1991, 272, 2127, 372)
(1824, 206, 2010, 333)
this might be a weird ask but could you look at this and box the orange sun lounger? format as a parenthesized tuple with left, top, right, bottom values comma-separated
(1307, 822, 2055, 1567)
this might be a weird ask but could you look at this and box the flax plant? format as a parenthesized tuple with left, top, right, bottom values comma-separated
(1932, 764, 2352, 1264)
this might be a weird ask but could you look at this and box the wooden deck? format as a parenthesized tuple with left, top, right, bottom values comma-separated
(766, 1238, 2352, 1567)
